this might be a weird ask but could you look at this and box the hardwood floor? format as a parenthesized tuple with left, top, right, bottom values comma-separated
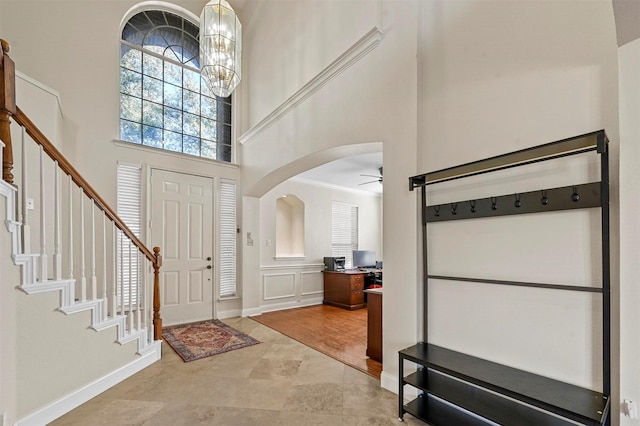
(250, 304, 383, 379)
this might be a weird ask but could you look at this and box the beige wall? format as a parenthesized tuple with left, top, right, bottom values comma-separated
(260, 179, 381, 267)
(242, 0, 379, 128)
(418, 0, 621, 419)
(239, 0, 419, 388)
(249, 178, 381, 313)
(0, 0, 243, 319)
(16, 291, 141, 417)
(0, 190, 19, 426)
(2, 0, 639, 423)
(0, 0, 229, 205)
(618, 37, 640, 426)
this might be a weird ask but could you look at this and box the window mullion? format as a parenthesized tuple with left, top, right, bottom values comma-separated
(120, 10, 232, 162)
(120, 40, 199, 73)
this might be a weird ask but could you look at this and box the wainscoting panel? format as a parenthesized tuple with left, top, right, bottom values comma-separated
(263, 273, 296, 300)
(259, 264, 325, 312)
(301, 271, 324, 296)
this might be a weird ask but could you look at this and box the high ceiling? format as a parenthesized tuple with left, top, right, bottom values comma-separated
(295, 152, 383, 195)
(613, 0, 640, 46)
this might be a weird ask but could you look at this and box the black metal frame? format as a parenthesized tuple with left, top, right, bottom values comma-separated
(405, 130, 611, 424)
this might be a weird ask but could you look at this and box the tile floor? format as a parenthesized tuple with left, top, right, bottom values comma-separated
(51, 317, 424, 425)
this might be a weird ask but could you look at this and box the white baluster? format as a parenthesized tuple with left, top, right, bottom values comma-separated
(90, 202, 97, 299)
(39, 145, 47, 282)
(102, 213, 108, 321)
(68, 175, 73, 280)
(129, 240, 134, 332)
(112, 225, 117, 318)
(137, 250, 142, 331)
(53, 165, 62, 280)
(120, 230, 124, 315)
(79, 187, 86, 301)
(21, 127, 30, 255)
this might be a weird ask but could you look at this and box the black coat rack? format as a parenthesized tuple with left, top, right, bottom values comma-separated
(399, 130, 611, 426)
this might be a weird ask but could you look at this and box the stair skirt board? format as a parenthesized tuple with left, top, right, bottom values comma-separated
(16, 341, 161, 426)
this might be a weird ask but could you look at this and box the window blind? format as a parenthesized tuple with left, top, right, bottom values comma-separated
(116, 163, 142, 308)
(219, 178, 237, 297)
(331, 201, 358, 268)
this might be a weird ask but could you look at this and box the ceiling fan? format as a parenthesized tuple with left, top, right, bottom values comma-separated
(359, 166, 383, 186)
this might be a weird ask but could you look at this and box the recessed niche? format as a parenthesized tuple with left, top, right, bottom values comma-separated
(275, 194, 305, 258)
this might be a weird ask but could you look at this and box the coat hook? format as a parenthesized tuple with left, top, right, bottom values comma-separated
(491, 196, 498, 211)
(514, 193, 522, 208)
(451, 202, 458, 215)
(469, 200, 476, 213)
(434, 205, 440, 217)
(541, 190, 549, 205)
(571, 186, 580, 202)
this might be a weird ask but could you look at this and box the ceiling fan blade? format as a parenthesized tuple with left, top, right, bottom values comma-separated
(360, 174, 382, 178)
(359, 180, 379, 185)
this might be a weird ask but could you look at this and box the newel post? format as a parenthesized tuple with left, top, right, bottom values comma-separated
(0, 39, 16, 184)
(152, 246, 163, 340)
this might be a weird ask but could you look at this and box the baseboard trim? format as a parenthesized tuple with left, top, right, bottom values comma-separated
(217, 308, 242, 320)
(241, 307, 262, 317)
(16, 342, 161, 426)
(241, 298, 324, 318)
(381, 370, 419, 403)
(259, 298, 323, 314)
(380, 370, 398, 395)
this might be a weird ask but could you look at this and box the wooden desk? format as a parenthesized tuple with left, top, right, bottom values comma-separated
(322, 271, 366, 310)
(364, 288, 382, 362)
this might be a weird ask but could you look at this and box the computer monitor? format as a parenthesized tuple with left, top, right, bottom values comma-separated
(352, 250, 376, 268)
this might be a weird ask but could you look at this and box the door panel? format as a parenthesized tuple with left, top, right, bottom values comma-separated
(152, 169, 214, 326)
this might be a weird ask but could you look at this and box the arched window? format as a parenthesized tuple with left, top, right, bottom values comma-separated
(119, 9, 232, 162)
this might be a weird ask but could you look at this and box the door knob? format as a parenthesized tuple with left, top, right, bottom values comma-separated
(207, 265, 212, 269)
(207, 257, 212, 261)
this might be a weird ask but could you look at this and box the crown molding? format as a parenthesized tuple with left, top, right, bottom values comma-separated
(239, 26, 383, 146)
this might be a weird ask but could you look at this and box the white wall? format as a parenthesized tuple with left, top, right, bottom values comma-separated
(0, 0, 235, 206)
(15, 291, 141, 418)
(618, 37, 640, 426)
(251, 178, 381, 313)
(3, 1, 637, 424)
(418, 0, 620, 417)
(261, 180, 381, 266)
(0, 190, 19, 426)
(241, 0, 378, 129)
(11, 73, 64, 269)
(0, 0, 244, 321)
(16, 72, 63, 147)
(241, 195, 261, 316)
(0, 0, 244, 418)
(239, 0, 419, 390)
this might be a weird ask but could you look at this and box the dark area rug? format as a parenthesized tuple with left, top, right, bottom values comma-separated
(162, 319, 260, 362)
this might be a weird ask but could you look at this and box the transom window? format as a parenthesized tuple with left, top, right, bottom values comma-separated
(119, 10, 232, 162)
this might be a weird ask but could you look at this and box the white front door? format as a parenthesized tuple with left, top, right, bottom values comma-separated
(151, 169, 214, 326)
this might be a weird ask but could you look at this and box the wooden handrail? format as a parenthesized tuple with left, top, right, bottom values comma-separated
(13, 107, 156, 263)
(1, 38, 163, 340)
(1, 39, 16, 184)
(14, 107, 165, 340)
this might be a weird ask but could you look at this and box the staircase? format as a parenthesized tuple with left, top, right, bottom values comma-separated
(1, 39, 163, 425)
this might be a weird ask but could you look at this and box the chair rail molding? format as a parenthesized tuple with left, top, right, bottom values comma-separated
(239, 26, 383, 146)
(260, 263, 324, 271)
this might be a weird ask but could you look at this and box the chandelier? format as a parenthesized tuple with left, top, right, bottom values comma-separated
(200, 0, 242, 98)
